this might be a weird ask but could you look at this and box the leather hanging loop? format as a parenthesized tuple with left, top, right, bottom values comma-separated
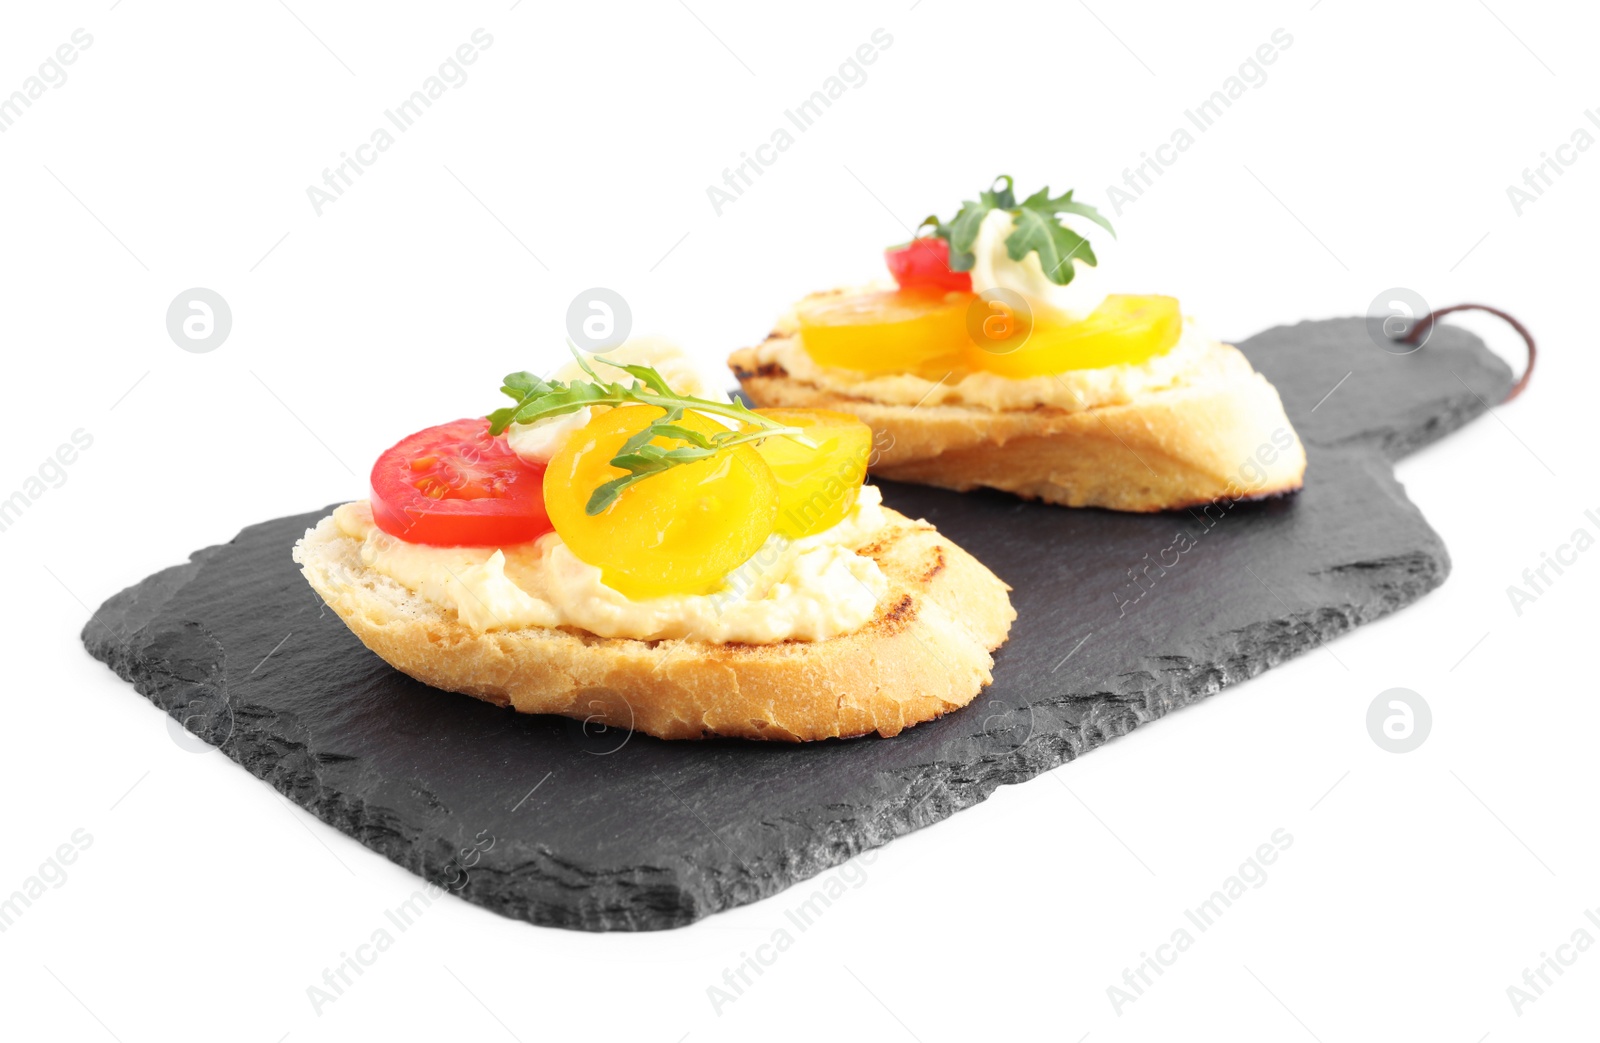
(1401, 303, 1536, 404)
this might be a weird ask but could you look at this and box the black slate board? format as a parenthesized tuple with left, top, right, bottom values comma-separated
(83, 317, 1513, 930)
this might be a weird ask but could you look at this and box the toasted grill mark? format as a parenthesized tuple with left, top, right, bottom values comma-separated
(857, 537, 889, 558)
(733, 359, 788, 381)
(920, 547, 946, 584)
(878, 593, 916, 632)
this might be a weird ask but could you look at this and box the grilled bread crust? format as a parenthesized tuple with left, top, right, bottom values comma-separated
(294, 506, 1014, 742)
(730, 333, 1306, 512)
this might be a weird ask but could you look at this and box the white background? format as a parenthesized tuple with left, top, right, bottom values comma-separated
(2, 1, 1595, 1039)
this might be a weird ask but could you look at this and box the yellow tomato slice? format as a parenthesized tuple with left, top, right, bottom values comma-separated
(543, 406, 778, 599)
(966, 295, 1183, 378)
(797, 289, 973, 376)
(752, 408, 872, 539)
(797, 289, 1182, 380)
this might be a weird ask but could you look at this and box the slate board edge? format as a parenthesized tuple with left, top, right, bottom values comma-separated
(1240, 316, 1515, 462)
(82, 536, 1448, 931)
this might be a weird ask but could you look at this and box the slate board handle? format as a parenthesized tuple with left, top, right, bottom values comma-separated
(1401, 303, 1536, 403)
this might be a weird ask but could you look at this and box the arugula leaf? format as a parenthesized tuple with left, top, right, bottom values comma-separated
(944, 199, 992, 271)
(1017, 185, 1115, 236)
(913, 176, 1115, 285)
(648, 423, 719, 448)
(589, 447, 709, 514)
(488, 345, 811, 516)
(591, 358, 674, 396)
(1007, 203, 1098, 285)
(981, 174, 1017, 210)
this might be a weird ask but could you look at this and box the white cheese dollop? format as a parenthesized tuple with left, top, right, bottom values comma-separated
(967, 207, 1111, 323)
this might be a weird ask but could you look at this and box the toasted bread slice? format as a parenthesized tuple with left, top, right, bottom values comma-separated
(294, 506, 1014, 742)
(730, 332, 1307, 513)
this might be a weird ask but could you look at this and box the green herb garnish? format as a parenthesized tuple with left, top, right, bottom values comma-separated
(918, 175, 1115, 285)
(488, 347, 810, 516)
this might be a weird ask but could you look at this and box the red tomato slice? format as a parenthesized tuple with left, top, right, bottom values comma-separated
(370, 418, 553, 547)
(885, 237, 973, 293)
